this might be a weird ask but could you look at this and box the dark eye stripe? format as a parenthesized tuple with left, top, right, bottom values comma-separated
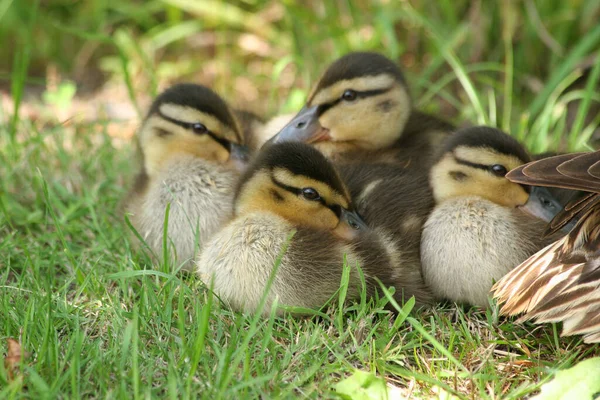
(270, 175, 351, 220)
(328, 204, 342, 219)
(158, 111, 232, 152)
(271, 176, 327, 207)
(453, 155, 507, 175)
(317, 87, 392, 114)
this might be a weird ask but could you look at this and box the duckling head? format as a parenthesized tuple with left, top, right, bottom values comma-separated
(271, 52, 411, 154)
(430, 126, 557, 213)
(138, 83, 249, 177)
(235, 142, 368, 240)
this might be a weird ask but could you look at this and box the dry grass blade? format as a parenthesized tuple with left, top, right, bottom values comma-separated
(4, 338, 30, 382)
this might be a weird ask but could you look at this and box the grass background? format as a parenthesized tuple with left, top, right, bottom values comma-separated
(1, 0, 600, 398)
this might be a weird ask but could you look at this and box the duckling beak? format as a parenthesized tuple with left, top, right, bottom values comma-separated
(520, 186, 577, 233)
(333, 208, 370, 241)
(268, 105, 330, 145)
(229, 143, 251, 172)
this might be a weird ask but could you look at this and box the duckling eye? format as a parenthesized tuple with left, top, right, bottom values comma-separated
(301, 187, 320, 201)
(490, 164, 508, 177)
(192, 123, 208, 134)
(341, 89, 358, 102)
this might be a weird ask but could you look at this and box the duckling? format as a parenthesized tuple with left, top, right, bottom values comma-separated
(197, 142, 432, 315)
(233, 108, 296, 151)
(269, 51, 454, 165)
(336, 161, 435, 302)
(492, 151, 600, 343)
(420, 127, 565, 308)
(124, 83, 250, 271)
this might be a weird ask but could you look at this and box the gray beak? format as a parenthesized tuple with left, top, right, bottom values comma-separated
(341, 208, 370, 231)
(267, 105, 328, 145)
(229, 143, 251, 172)
(333, 208, 370, 240)
(229, 143, 251, 162)
(521, 186, 576, 233)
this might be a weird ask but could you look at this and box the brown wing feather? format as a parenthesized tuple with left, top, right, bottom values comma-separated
(492, 201, 600, 343)
(588, 159, 600, 179)
(522, 160, 600, 193)
(543, 193, 598, 236)
(556, 152, 600, 182)
(506, 151, 600, 192)
(493, 151, 600, 344)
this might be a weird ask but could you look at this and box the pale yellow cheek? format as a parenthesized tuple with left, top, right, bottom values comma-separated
(485, 181, 529, 208)
(308, 208, 339, 231)
(502, 182, 529, 207)
(319, 105, 363, 141)
(314, 141, 362, 159)
(317, 100, 404, 149)
(280, 202, 338, 231)
(144, 135, 230, 176)
(176, 136, 230, 163)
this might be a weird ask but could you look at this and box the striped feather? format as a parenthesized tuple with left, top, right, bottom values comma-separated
(492, 150, 600, 343)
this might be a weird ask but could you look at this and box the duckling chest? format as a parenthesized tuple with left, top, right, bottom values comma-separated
(142, 161, 238, 233)
(422, 197, 529, 253)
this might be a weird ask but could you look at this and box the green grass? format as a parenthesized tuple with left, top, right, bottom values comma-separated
(2, 0, 600, 398)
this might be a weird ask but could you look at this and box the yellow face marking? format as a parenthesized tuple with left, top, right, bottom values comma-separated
(305, 75, 411, 150)
(430, 150, 530, 208)
(235, 168, 352, 232)
(159, 104, 241, 143)
(139, 107, 238, 177)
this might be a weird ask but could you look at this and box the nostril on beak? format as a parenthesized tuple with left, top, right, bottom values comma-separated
(540, 196, 553, 208)
(295, 121, 306, 129)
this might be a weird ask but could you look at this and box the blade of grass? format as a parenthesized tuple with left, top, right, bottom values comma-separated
(398, 4, 488, 124)
(161, 0, 278, 41)
(40, 175, 85, 287)
(528, 23, 600, 118)
(337, 257, 351, 332)
(185, 286, 213, 389)
(501, 1, 517, 132)
(217, 230, 295, 392)
(161, 201, 171, 273)
(0, 0, 13, 22)
(377, 280, 469, 374)
(568, 55, 600, 148)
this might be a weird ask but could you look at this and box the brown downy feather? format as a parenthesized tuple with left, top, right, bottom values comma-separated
(492, 150, 600, 343)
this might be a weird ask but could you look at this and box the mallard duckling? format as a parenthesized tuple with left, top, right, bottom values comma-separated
(270, 51, 454, 165)
(197, 142, 432, 314)
(492, 151, 600, 343)
(233, 108, 296, 151)
(336, 161, 435, 302)
(124, 83, 249, 271)
(420, 127, 564, 308)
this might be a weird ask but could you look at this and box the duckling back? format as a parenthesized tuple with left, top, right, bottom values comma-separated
(338, 162, 435, 304)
